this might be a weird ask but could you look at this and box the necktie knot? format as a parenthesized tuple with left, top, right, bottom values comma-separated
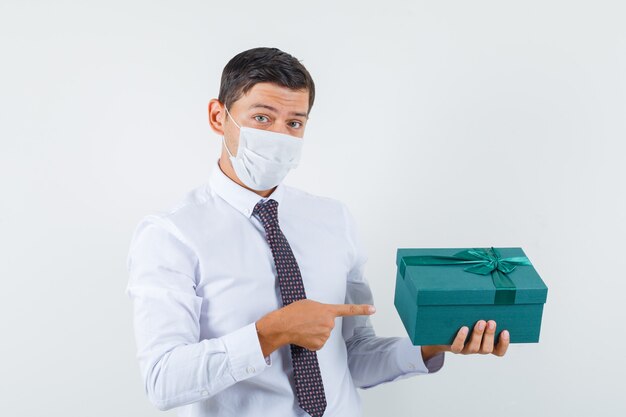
(252, 198, 279, 230)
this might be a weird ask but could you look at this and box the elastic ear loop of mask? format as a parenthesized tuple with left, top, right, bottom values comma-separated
(222, 105, 240, 157)
(224, 105, 241, 129)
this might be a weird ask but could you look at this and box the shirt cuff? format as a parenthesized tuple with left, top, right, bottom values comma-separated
(221, 322, 272, 382)
(395, 337, 445, 375)
(424, 351, 445, 373)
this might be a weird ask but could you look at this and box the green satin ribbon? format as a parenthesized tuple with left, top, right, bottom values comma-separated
(399, 247, 531, 305)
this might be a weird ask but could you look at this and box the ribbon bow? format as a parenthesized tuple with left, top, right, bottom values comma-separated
(400, 247, 531, 304)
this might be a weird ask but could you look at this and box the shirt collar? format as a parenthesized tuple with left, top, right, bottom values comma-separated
(208, 158, 286, 218)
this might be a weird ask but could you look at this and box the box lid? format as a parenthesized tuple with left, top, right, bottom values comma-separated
(396, 247, 548, 306)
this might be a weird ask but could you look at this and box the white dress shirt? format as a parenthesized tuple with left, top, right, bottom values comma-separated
(126, 158, 445, 417)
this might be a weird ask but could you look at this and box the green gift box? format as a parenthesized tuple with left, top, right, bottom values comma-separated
(394, 247, 548, 346)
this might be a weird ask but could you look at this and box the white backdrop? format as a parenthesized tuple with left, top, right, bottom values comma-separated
(2, 1, 625, 416)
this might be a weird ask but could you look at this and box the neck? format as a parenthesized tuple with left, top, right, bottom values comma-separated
(218, 150, 276, 198)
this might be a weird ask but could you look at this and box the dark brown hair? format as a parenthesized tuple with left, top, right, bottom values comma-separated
(218, 47, 315, 114)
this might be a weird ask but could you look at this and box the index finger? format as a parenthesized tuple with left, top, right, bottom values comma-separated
(329, 304, 376, 317)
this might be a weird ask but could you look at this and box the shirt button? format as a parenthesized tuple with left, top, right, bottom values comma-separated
(244, 208, 250, 215)
(246, 366, 256, 374)
(201, 390, 209, 396)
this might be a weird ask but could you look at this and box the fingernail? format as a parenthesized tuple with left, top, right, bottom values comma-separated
(502, 330, 510, 339)
(461, 326, 469, 334)
(477, 321, 485, 331)
(488, 321, 495, 330)
(368, 305, 376, 314)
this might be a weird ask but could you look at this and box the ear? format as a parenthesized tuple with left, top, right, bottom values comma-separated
(208, 99, 226, 136)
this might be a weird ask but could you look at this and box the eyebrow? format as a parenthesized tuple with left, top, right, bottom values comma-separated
(248, 103, 309, 118)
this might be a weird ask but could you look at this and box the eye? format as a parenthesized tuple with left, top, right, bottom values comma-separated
(254, 115, 269, 123)
(289, 121, 303, 129)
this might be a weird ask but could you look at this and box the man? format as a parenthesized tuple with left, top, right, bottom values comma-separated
(126, 47, 509, 417)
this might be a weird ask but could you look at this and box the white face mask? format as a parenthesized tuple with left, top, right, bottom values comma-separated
(222, 105, 303, 191)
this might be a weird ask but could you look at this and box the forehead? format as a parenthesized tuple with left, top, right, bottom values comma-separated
(232, 82, 309, 115)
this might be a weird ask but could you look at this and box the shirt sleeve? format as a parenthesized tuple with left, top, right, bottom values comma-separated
(125, 214, 272, 411)
(339, 203, 445, 390)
